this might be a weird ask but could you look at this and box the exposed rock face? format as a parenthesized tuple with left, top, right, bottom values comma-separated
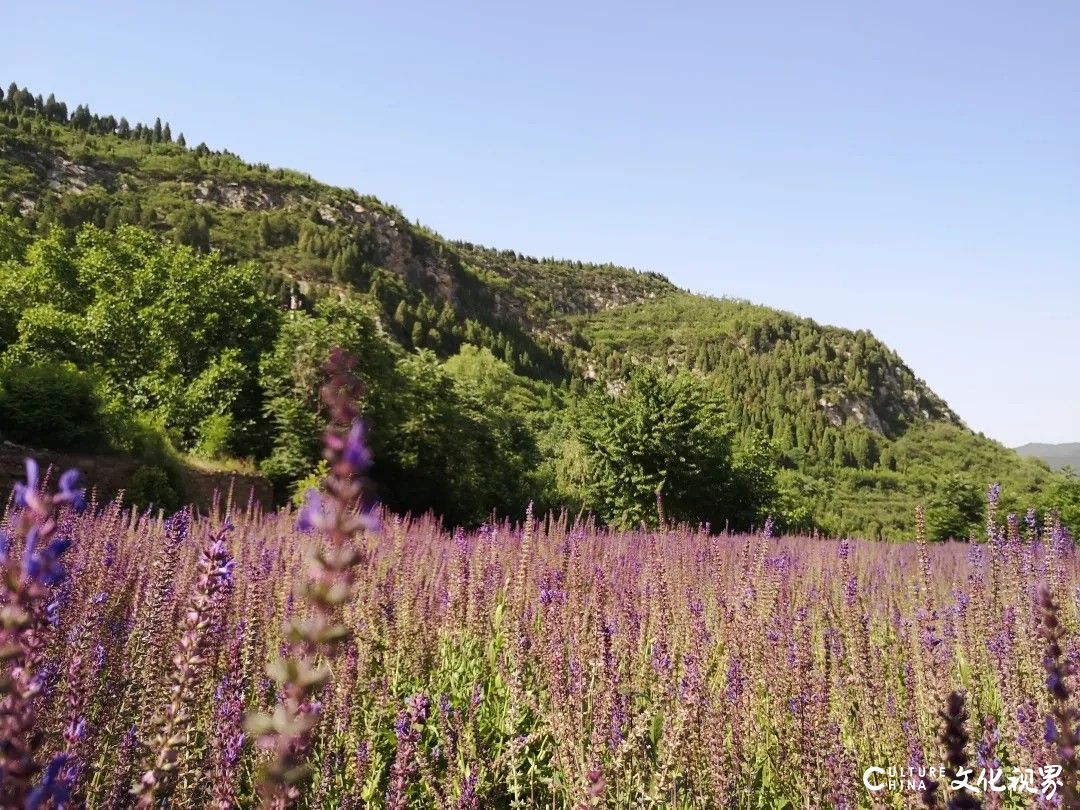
(819, 395, 886, 433)
(45, 154, 113, 193)
(187, 178, 460, 308)
(193, 180, 285, 210)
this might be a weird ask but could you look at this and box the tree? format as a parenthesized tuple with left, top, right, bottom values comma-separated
(0, 362, 106, 451)
(393, 300, 409, 330)
(1042, 471, 1080, 536)
(117, 117, 131, 138)
(0, 224, 279, 456)
(260, 297, 399, 497)
(570, 365, 774, 530)
(925, 475, 984, 541)
(168, 207, 212, 252)
(70, 104, 91, 130)
(44, 93, 61, 122)
(176, 132, 186, 148)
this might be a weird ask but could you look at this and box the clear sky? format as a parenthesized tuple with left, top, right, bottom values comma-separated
(4, 2, 1077, 446)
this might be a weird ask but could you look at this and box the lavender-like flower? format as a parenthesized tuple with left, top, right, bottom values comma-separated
(210, 673, 247, 809)
(938, 691, 982, 810)
(248, 348, 376, 808)
(25, 754, 70, 810)
(0, 459, 83, 806)
(131, 527, 234, 807)
(385, 693, 431, 810)
(1039, 584, 1080, 804)
(456, 770, 479, 810)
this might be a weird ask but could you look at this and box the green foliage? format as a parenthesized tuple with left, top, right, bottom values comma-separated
(925, 474, 984, 541)
(0, 362, 106, 451)
(772, 470, 826, 534)
(0, 83, 1074, 537)
(259, 296, 398, 496)
(125, 464, 180, 511)
(0, 223, 279, 456)
(289, 459, 329, 507)
(568, 365, 775, 530)
(1042, 471, 1080, 533)
(194, 413, 236, 461)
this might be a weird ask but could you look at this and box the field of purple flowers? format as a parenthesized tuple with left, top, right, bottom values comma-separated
(2, 355, 1078, 809)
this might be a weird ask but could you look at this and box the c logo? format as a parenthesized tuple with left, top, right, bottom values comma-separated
(863, 767, 886, 791)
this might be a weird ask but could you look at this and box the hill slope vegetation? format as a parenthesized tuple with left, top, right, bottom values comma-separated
(0, 81, 1073, 537)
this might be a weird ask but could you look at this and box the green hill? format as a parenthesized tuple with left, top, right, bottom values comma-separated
(0, 81, 1072, 537)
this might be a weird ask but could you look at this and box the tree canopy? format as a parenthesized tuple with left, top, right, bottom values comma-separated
(567, 366, 776, 530)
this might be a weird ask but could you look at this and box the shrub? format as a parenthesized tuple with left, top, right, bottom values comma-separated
(125, 464, 180, 511)
(194, 413, 236, 461)
(0, 362, 105, 451)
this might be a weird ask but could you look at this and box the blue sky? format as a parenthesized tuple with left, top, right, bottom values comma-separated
(5, 2, 1078, 446)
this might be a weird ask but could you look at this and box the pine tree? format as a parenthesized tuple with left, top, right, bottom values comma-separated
(71, 104, 92, 129)
(176, 132, 186, 148)
(153, 116, 163, 142)
(118, 117, 131, 138)
(258, 215, 273, 247)
(162, 122, 172, 142)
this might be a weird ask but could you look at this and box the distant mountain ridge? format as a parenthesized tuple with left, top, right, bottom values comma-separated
(1015, 443, 1080, 471)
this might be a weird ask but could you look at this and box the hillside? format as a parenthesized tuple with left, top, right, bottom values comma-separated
(0, 81, 1072, 537)
(1016, 442, 1080, 471)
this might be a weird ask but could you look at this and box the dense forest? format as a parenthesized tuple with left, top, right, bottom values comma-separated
(0, 81, 1076, 537)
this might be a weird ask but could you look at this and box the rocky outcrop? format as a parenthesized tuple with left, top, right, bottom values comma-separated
(819, 395, 886, 434)
(45, 153, 114, 193)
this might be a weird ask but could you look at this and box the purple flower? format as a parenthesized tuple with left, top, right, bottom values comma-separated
(1046, 715, 1059, 743)
(343, 421, 373, 471)
(650, 640, 672, 676)
(456, 771, 479, 810)
(297, 489, 325, 532)
(164, 509, 191, 543)
(13, 457, 41, 511)
(56, 468, 86, 513)
(23, 529, 73, 586)
(25, 754, 70, 810)
(725, 656, 745, 702)
(843, 576, 858, 607)
(406, 693, 431, 722)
